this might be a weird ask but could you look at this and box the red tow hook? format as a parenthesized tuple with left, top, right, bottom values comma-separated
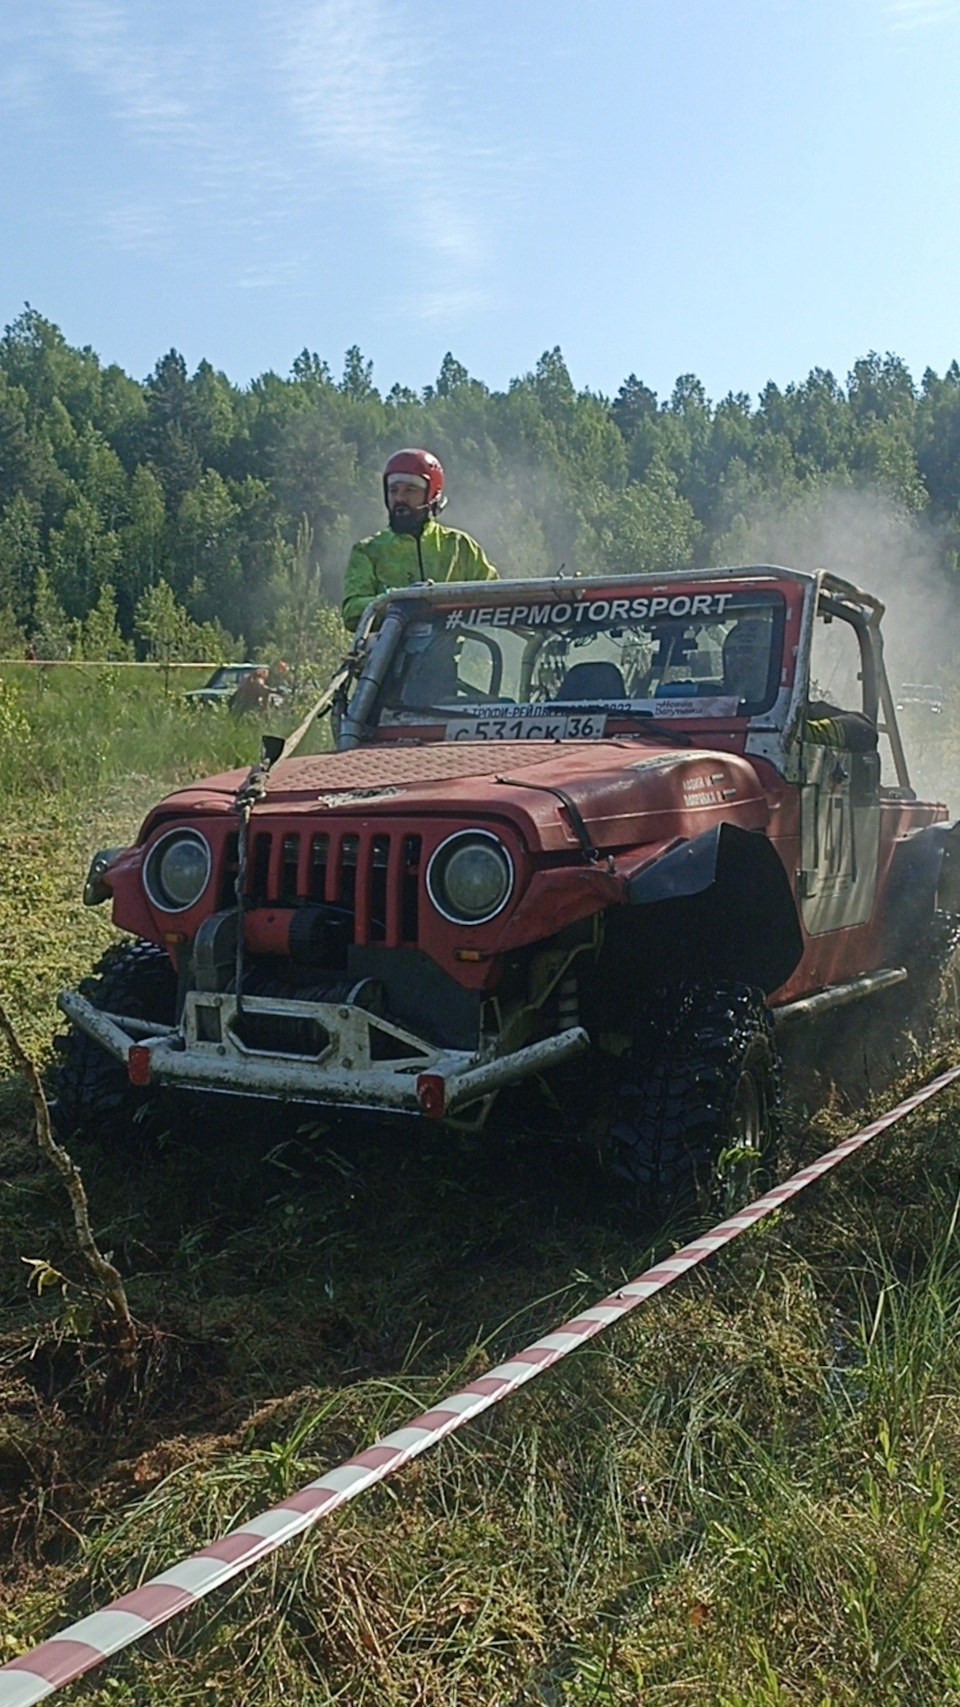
(416, 1073, 446, 1118)
(127, 1044, 152, 1087)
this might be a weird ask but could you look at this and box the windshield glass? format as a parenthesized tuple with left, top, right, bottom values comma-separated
(374, 587, 785, 739)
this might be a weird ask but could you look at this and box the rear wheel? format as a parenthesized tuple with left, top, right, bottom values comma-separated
(852, 912, 960, 1089)
(919, 914, 960, 1048)
(609, 982, 781, 1212)
(51, 940, 177, 1147)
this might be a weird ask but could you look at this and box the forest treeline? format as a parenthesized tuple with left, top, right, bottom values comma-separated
(1, 305, 959, 661)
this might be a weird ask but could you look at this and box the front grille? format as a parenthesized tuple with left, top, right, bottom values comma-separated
(218, 832, 240, 909)
(246, 828, 422, 947)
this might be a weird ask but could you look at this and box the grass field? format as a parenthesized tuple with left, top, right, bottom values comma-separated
(3, 669, 960, 1704)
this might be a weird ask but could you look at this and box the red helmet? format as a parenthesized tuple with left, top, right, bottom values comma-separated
(382, 448, 446, 514)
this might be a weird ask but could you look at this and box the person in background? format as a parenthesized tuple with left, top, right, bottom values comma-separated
(230, 667, 270, 715)
(341, 448, 498, 631)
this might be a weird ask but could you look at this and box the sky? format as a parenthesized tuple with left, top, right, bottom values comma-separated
(1, 0, 959, 403)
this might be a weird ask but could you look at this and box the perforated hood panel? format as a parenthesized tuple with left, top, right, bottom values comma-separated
(268, 743, 559, 792)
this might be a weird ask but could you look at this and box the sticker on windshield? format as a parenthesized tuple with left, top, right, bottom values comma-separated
(443, 591, 736, 630)
(643, 696, 740, 719)
(380, 694, 743, 736)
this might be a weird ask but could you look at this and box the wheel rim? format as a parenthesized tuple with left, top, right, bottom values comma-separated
(730, 1069, 765, 1153)
(940, 952, 960, 1037)
(717, 1061, 771, 1213)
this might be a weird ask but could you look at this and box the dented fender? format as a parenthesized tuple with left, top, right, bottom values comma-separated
(627, 822, 804, 995)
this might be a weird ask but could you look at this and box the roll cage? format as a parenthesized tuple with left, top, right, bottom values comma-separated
(336, 566, 910, 791)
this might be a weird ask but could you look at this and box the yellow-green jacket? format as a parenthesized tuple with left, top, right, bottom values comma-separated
(341, 517, 498, 630)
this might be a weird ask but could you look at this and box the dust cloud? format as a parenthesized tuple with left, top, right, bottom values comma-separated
(717, 486, 960, 809)
(448, 463, 573, 583)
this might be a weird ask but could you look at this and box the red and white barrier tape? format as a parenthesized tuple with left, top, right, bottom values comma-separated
(4, 1061, 960, 1706)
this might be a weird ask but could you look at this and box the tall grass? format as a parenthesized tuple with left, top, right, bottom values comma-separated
(0, 664, 311, 800)
(0, 663, 310, 1065)
(10, 1203, 960, 1705)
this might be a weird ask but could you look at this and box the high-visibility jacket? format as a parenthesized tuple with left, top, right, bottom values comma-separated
(804, 702, 878, 752)
(341, 516, 498, 630)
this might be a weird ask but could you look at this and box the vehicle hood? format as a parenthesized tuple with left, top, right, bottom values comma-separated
(143, 738, 771, 852)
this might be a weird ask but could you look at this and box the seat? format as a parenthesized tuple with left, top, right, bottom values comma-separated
(553, 661, 627, 703)
(721, 619, 770, 703)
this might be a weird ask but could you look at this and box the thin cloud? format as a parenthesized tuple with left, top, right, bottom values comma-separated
(2, 0, 506, 321)
(0, 7, 53, 112)
(413, 286, 492, 324)
(0, 19, 48, 116)
(233, 258, 305, 291)
(46, 0, 199, 141)
(884, 0, 960, 27)
(275, 0, 495, 307)
(0, 63, 42, 111)
(98, 200, 176, 253)
(278, 0, 428, 173)
(5, 4, 291, 234)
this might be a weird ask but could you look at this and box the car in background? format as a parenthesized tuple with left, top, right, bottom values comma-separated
(896, 682, 944, 715)
(185, 664, 262, 706)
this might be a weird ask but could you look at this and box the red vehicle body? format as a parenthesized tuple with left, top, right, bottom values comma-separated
(57, 566, 960, 1199)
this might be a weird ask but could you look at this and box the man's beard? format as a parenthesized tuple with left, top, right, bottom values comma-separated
(388, 502, 427, 535)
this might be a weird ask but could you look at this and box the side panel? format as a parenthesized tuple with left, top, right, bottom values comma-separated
(798, 744, 880, 934)
(771, 793, 947, 1003)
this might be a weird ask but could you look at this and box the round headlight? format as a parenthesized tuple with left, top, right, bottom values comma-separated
(426, 831, 514, 925)
(144, 830, 212, 913)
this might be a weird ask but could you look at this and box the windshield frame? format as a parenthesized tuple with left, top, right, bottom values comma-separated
(368, 584, 788, 738)
(337, 568, 818, 752)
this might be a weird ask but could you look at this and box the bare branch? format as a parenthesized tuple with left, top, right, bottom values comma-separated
(0, 996, 137, 1367)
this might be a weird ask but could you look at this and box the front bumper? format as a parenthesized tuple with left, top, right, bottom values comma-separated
(57, 989, 590, 1119)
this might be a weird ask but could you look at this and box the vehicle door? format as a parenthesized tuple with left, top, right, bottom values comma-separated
(798, 598, 881, 934)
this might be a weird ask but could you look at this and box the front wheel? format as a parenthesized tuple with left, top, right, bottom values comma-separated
(609, 982, 781, 1213)
(51, 940, 178, 1147)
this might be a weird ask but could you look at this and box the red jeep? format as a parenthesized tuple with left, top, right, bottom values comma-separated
(56, 567, 960, 1201)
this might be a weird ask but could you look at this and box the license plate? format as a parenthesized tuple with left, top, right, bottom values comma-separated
(446, 713, 608, 741)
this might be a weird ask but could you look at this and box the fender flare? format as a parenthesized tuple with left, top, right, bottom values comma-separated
(627, 822, 804, 995)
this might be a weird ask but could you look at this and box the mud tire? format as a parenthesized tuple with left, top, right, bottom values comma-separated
(609, 982, 781, 1210)
(51, 940, 177, 1147)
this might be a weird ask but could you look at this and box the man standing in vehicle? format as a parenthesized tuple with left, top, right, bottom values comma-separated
(341, 448, 498, 631)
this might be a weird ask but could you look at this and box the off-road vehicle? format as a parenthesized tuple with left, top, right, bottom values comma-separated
(56, 566, 960, 1201)
(185, 664, 262, 705)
